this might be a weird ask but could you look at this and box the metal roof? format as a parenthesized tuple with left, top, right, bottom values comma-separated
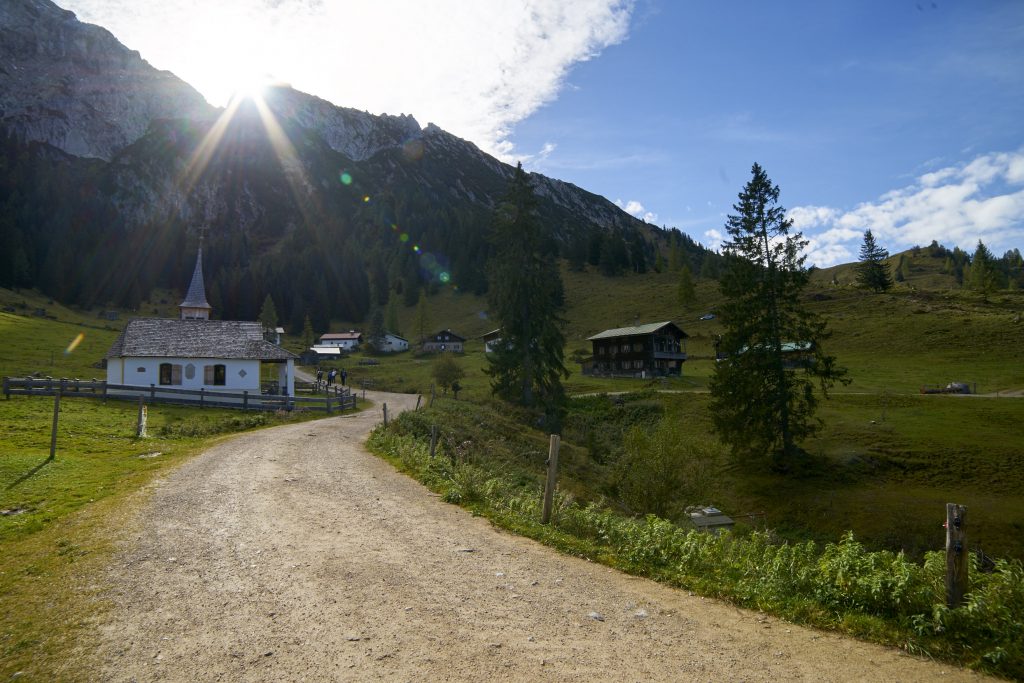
(587, 321, 687, 341)
(320, 332, 362, 340)
(107, 319, 297, 360)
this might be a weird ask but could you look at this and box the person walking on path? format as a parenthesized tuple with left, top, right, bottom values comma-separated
(341, 368, 348, 387)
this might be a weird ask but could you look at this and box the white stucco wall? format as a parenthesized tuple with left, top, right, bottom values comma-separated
(109, 357, 263, 391)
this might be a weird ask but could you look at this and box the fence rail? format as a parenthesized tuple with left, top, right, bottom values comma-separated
(2, 376, 357, 413)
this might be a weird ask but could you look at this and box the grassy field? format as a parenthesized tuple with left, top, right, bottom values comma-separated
(0, 298, 340, 680)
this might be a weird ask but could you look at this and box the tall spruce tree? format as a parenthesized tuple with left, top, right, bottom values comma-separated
(485, 163, 568, 412)
(855, 230, 892, 292)
(709, 163, 847, 471)
(969, 240, 999, 298)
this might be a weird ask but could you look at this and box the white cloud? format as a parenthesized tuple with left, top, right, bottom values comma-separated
(63, 0, 635, 160)
(703, 229, 724, 249)
(790, 149, 1024, 266)
(614, 198, 657, 223)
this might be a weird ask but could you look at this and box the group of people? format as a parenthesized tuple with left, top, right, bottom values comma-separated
(315, 366, 347, 388)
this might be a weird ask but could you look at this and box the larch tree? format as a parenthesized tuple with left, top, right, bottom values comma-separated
(258, 294, 279, 338)
(485, 163, 568, 414)
(709, 163, 847, 471)
(855, 230, 893, 292)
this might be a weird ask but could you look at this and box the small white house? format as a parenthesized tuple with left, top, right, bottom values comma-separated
(319, 331, 362, 350)
(105, 241, 297, 399)
(377, 332, 409, 353)
(106, 319, 296, 396)
(481, 328, 503, 353)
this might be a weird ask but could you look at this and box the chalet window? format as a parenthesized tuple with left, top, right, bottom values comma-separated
(620, 344, 630, 353)
(136, 366, 145, 373)
(204, 364, 227, 386)
(159, 363, 182, 386)
(634, 343, 643, 352)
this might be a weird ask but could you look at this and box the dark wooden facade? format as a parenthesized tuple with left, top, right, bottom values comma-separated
(585, 321, 688, 377)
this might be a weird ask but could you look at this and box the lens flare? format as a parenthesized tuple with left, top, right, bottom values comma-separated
(413, 245, 421, 253)
(340, 172, 352, 185)
(439, 271, 451, 283)
(65, 332, 85, 355)
(363, 195, 371, 203)
(400, 233, 409, 243)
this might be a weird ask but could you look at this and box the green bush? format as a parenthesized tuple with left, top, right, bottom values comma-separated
(368, 413, 1024, 679)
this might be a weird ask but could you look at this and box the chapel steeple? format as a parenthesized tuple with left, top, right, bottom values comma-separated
(179, 232, 212, 320)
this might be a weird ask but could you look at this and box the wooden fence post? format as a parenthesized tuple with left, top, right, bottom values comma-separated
(946, 503, 968, 608)
(200, 387, 205, 409)
(136, 395, 148, 438)
(326, 396, 333, 414)
(49, 390, 62, 460)
(3, 376, 9, 400)
(243, 390, 249, 411)
(430, 425, 438, 458)
(150, 383, 155, 402)
(541, 434, 561, 524)
(382, 403, 388, 426)
(430, 383, 436, 407)
(415, 395, 422, 410)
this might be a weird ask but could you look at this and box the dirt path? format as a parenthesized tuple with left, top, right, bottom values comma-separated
(90, 391, 987, 681)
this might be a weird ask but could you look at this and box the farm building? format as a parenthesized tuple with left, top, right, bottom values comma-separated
(422, 329, 465, 353)
(584, 321, 688, 377)
(375, 332, 409, 353)
(318, 331, 363, 350)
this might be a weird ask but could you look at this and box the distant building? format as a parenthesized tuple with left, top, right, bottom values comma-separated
(422, 329, 465, 353)
(318, 331, 362, 351)
(585, 321, 688, 377)
(376, 332, 409, 353)
(481, 328, 503, 353)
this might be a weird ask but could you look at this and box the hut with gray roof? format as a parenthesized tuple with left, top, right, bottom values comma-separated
(584, 321, 688, 378)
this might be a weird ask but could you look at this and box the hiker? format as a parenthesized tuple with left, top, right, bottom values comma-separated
(341, 368, 348, 386)
(327, 368, 336, 387)
(316, 367, 323, 385)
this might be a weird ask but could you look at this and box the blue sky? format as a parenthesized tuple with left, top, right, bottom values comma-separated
(65, 0, 1024, 265)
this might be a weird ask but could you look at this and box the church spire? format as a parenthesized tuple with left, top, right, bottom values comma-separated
(179, 231, 212, 320)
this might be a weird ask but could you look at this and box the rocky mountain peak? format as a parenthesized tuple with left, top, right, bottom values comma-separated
(263, 85, 421, 162)
(0, 0, 213, 160)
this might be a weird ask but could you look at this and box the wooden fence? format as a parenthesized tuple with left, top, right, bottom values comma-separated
(2, 376, 357, 413)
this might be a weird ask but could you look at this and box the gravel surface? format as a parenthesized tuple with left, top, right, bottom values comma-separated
(90, 391, 987, 681)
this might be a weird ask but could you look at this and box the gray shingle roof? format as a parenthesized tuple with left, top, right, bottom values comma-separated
(106, 319, 297, 360)
(587, 321, 687, 341)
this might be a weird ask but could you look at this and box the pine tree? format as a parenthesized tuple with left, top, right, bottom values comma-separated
(709, 163, 847, 471)
(969, 240, 999, 298)
(485, 163, 568, 413)
(258, 294, 279, 338)
(415, 290, 429, 344)
(385, 292, 401, 335)
(855, 230, 893, 292)
(677, 263, 696, 307)
(301, 315, 315, 350)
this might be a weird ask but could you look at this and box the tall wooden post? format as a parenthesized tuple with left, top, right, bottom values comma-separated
(382, 403, 388, 426)
(415, 395, 422, 410)
(243, 390, 249, 411)
(3, 376, 9, 400)
(136, 396, 147, 438)
(946, 503, 968, 608)
(430, 425, 438, 458)
(541, 435, 561, 524)
(49, 390, 61, 460)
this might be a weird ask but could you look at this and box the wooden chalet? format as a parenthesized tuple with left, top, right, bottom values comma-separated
(585, 321, 688, 378)
(422, 329, 465, 353)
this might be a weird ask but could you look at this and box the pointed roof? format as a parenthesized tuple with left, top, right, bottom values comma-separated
(179, 246, 211, 311)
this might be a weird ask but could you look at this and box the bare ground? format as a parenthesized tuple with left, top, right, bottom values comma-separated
(88, 391, 989, 682)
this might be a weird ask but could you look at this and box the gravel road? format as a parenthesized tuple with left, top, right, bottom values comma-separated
(91, 391, 987, 681)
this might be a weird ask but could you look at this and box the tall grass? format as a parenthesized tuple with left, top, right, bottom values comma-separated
(369, 417, 1024, 679)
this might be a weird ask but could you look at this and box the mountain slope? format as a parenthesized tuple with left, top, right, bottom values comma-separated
(0, 0, 712, 329)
